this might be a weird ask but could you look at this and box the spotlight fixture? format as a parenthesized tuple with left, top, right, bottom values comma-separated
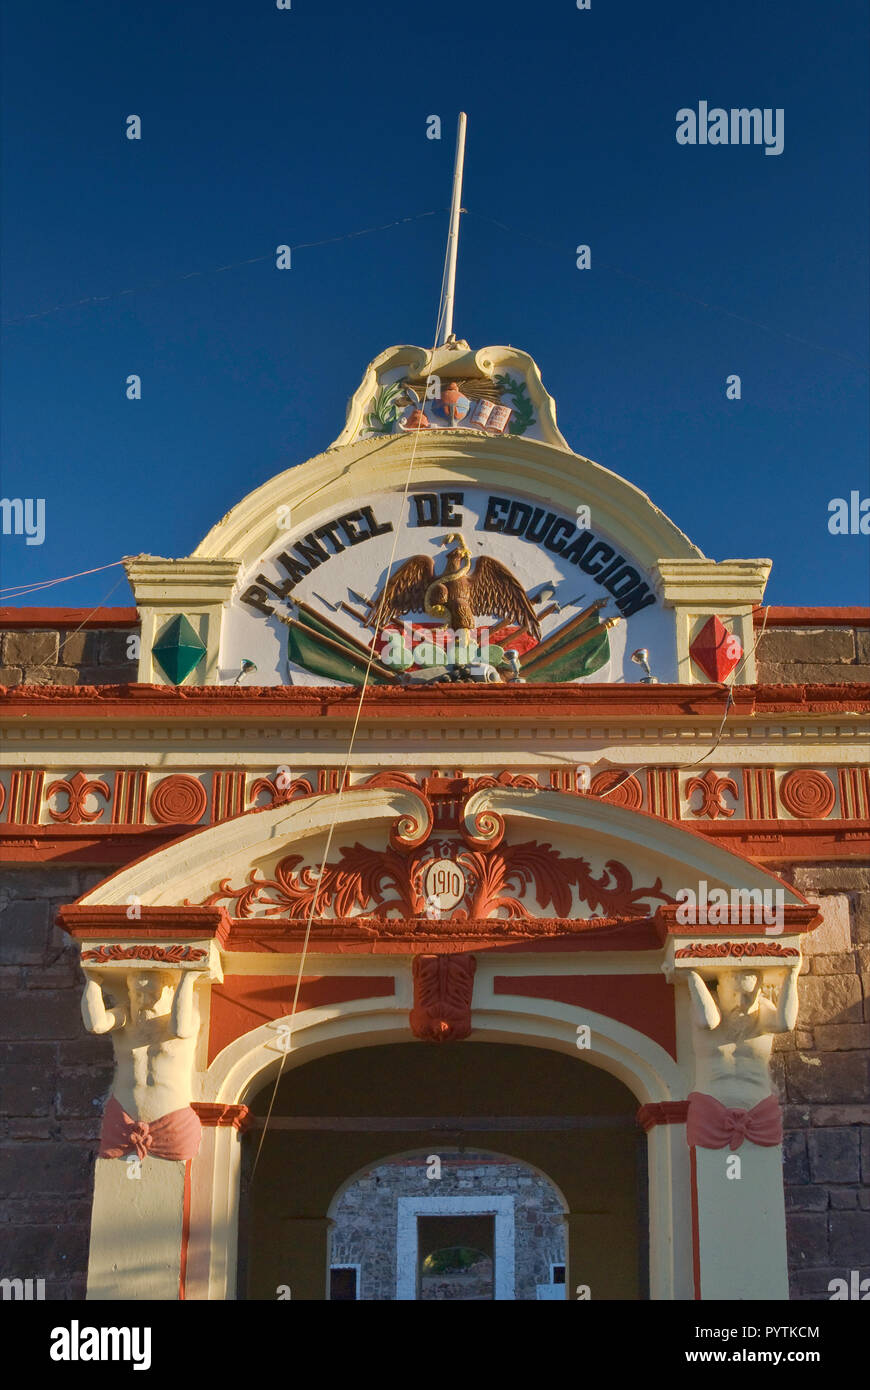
(631, 648, 657, 684)
(233, 658, 258, 685)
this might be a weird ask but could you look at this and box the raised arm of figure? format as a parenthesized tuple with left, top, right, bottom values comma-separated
(769, 962, 801, 1034)
(171, 969, 199, 1039)
(81, 972, 126, 1035)
(686, 969, 722, 1031)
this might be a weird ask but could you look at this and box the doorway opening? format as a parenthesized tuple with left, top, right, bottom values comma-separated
(241, 1040, 646, 1300)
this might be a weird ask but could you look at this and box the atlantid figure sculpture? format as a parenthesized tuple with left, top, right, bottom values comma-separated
(82, 969, 202, 1161)
(684, 965, 800, 1150)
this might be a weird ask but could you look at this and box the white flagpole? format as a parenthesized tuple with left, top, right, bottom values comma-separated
(439, 112, 467, 346)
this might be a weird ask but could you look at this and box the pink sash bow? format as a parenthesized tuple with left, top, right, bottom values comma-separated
(99, 1095, 202, 1161)
(686, 1091, 782, 1151)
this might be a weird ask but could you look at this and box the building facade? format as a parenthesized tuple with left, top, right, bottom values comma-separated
(1, 337, 868, 1301)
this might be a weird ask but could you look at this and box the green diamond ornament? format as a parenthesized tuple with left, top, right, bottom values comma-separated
(152, 614, 207, 684)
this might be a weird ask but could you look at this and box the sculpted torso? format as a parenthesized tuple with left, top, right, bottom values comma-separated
(81, 970, 199, 1122)
(687, 967, 799, 1110)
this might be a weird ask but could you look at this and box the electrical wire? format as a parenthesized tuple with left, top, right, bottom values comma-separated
(465, 210, 869, 372)
(1, 211, 445, 328)
(0, 559, 125, 598)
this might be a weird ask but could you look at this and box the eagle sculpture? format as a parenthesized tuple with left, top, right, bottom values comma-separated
(363, 533, 541, 640)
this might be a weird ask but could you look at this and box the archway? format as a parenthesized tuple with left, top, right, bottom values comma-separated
(237, 1041, 648, 1301)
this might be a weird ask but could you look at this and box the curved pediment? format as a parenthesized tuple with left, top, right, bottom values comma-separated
(78, 784, 806, 921)
(193, 423, 701, 574)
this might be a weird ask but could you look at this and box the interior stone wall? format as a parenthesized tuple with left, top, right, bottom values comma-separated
(330, 1153, 566, 1300)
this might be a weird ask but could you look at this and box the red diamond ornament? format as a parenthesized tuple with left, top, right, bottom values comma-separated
(690, 615, 741, 682)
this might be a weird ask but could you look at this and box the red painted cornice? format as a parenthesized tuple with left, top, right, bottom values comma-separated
(754, 606, 870, 627)
(57, 903, 231, 946)
(636, 1101, 689, 1131)
(0, 607, 139, 629)
(653, 902, 820, 941)
(3, 814, 866, 871)
(191, 1103, 252, 1131)
(1, 606, 865, 632)
(2, 682, 868, 719)
(54, 911, 662, 954)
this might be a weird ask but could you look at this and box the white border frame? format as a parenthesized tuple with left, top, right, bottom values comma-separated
(396, 1194, 515, 1301)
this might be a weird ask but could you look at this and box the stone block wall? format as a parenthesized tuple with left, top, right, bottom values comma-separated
(773, 864, 870, 1299)
(0, 627, 138, 687)
(0, 868, 109, 1300)
(756, 625, 870, 685)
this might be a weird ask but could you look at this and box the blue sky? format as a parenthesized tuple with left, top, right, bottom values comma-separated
(2, 0, 868, 609)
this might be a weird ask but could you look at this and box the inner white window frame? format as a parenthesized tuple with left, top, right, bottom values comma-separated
(396, 1195, 515, 1301)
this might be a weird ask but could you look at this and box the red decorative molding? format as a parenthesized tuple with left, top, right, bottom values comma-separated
(46, 770, 110, 824)
(0, 606, 139, 629)
(3, 682, 868, 719)
(674, 942, 799, 958)
(780, 769, 836, 820)
(249, 772, 314, 808)
(194, 841, 673, 923)
(112, 770, 147, 824)
(57, 904, 231, 947)
(223, 915, 659, 953)
(191, 1102, 252, 1131)
(646, 768, 679, 819)
(2, 604, 864, 633)
(179, 1159, 191, 1301)
(363, 769, 421, 791)
(81, 943, 207, 963)
(654, 902, 820, 939)
(686, 769, 738, 820)
(150, 774, 208, 825)
(472, 770, 540, 792)
(211, 770, 245, 823)
(742, 768, 776, 820)
(683, 819, 869, 864)
(636, 1101, 689, 1132)
(549, 768, 576, 793)
(590, 770, 643, 810)
(838, 767, 870, 820)
(318, 769, 350, 794)
(410, 953, 476, 1042)
(5, 770, 44, 824)
(753, 606, 870, 628)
